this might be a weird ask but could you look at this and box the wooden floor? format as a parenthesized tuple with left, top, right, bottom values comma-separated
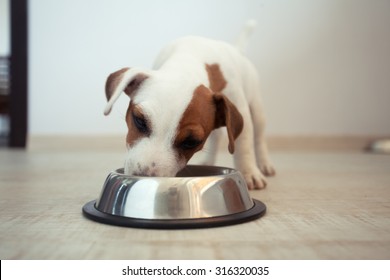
(0, 136, 389, 259)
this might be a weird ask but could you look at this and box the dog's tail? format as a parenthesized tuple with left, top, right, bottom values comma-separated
(234, 19, 257, 53)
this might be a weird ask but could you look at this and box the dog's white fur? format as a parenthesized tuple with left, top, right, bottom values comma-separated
(104, 22, 275, 189)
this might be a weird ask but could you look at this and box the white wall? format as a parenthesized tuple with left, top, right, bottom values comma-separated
(29, 0, 390, 136)
(0, 0, 10, 55)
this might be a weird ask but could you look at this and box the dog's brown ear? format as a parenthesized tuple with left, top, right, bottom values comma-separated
(213, 93, 244, 154)
(104, 68, 149, 115)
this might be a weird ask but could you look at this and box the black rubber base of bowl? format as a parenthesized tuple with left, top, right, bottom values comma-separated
(82, 199, 266, 229)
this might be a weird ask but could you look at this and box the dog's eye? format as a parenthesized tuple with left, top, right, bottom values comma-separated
(132, 112, 150, 134)
(180, 136, 202, 150)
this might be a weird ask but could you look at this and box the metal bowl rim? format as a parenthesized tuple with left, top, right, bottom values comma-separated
(110, 165, 240, 179)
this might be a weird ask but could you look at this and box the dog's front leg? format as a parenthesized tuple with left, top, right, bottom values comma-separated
(233, 105, 268, 189)
(250, 96, 276, 177)
(200, 129, 223, 166)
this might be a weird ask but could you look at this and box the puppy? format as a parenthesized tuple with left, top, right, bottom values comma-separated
(104, 22, 275, 189)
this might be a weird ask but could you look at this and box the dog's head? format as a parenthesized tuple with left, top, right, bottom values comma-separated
(104, 66, 243, 176)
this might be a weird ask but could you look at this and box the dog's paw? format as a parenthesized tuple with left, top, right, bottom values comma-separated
(260, 163, 276, 177)
(241, 168, 267, 190)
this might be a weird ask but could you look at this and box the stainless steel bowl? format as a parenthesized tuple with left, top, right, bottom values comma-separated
(83, 165, 266, 229)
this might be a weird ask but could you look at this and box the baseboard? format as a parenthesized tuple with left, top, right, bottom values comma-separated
(27, 134, 389, 152)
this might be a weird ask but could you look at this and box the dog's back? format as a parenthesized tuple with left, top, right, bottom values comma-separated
(153, 35, 260, 104)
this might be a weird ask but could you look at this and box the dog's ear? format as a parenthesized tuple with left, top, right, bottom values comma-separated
(104, 68, 149, 115)
(213, 93, 244, 154)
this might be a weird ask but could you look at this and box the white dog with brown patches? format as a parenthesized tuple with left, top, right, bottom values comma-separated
(104, 22, 275, 189)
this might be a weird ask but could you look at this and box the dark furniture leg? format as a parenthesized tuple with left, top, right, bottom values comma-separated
(9, 0, 28, 148)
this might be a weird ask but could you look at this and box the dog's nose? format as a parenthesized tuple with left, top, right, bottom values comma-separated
(133, 170, 157, 177)
(133, 162, 158, 177)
